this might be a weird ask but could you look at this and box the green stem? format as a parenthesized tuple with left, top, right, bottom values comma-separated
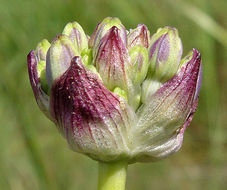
(97, 161, 128, 190)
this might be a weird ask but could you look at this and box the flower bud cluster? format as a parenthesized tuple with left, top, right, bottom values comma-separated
(28, 17, 202, 163)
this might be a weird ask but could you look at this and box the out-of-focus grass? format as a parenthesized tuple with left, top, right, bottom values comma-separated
(0, 0, 226, 189)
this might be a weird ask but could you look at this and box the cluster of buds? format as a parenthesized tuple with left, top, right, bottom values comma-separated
(28, 17, 202, 163)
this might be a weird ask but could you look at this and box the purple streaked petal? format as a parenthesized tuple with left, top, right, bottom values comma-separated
(94, 26, 131, 91)
(50, 56, 135, 161)
(27, 50, 51, 120)
(133, 49, 201, 161)
(127, 24, 150, 49)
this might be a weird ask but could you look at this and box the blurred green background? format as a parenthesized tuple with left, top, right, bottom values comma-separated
(0, 0, 226, 189)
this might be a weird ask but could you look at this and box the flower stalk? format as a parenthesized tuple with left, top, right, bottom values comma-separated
(98, 161, 128, 190)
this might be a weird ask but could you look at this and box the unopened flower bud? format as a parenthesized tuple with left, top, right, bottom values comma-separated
(89, 17, 127, 53)
(46, 35, 79, 87)
(93, 26, 131, 93)
(62, 22, 88, 52)
(148, 27, 183, 82)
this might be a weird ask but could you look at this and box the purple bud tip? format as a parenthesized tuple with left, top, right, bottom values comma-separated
(134, 24, 149, 48)
(128, 24, 149, 49)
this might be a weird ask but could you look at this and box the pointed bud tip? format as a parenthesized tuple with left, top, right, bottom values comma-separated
(127, 24, 150, 49)
(62, 21, 88, 52)
(89, 17, 126, 50)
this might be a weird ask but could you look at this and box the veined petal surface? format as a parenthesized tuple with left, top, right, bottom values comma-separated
(132, 49, 202, 161)
(93, 26, 131, 92)
(50, 56, 136, 161)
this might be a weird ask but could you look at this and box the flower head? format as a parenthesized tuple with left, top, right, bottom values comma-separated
(28, 17, 202, 163)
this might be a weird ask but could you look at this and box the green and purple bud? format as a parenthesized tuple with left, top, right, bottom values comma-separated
(93, 26, 130, 92)
(27, 17, 202, 163)
(148, 26, 183, 82)
(62, 21, 88, 52)
(126, 24, 151, 109)
(46, 35, 79, 87)
(89, 17, 127, 50)
(127, 24, 150, 85)
(127, 24, 150, 49)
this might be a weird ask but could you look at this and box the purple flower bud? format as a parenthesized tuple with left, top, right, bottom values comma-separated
(93, 26, 131, 92)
